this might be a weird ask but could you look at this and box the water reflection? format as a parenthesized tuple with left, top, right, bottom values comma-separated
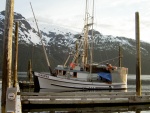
(23, 105, 150, 113)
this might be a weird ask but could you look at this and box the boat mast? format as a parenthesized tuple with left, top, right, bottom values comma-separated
(82, 0, 94, 72)
(90, 0, 94, 75)
(82, 0, 89, 69)
(30, 2, 53, 74)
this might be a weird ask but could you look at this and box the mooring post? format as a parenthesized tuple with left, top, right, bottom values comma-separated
(28, 59, 32, 82)
(13, 22, 19, 88)
(119, 45, 122, 67)
(1, 0, 14, 112)
(135, 12, 141, 96)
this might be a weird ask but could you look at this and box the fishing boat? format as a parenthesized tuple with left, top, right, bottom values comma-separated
(32, 0, 128, 91)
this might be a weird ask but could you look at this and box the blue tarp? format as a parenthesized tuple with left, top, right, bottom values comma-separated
(98, 72, 112, 82)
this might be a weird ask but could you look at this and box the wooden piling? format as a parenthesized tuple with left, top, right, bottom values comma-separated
(28, 59, 32, 82)
(1, 0, 14, 112)
(31, 45, 34, 70)
(135, 12, 141, 96)
(13, 22, 19, 87)
(119, 45, 122, 67)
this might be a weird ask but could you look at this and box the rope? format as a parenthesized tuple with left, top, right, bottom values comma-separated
(98, 56, 120, 64)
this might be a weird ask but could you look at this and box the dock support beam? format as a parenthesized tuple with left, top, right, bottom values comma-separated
(135, 12, 141, 96)
(1, 0, 14, 112)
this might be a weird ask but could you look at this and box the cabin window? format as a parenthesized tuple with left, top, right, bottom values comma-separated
(63, 71, 66, 75)
(73, 72, 77, 78)
(80, 68, 83, 71)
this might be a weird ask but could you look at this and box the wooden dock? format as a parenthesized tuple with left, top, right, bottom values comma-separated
(21, 91, 150, 109)
(19, 81, 34, 89)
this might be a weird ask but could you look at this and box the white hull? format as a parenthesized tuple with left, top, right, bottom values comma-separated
(33, 67, 128, 91)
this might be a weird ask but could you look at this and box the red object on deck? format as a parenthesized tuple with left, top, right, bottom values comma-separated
(70, 63, 75, 69)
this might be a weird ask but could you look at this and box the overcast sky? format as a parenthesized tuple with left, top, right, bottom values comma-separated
(0, 0, 150, 42)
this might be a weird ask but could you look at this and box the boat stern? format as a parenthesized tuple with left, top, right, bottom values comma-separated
(111, 67, 128, 85)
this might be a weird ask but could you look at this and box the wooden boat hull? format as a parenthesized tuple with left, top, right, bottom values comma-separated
(33, 69, 127, 92)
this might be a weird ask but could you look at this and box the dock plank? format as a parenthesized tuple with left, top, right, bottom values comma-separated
(21, 92, 150, 106)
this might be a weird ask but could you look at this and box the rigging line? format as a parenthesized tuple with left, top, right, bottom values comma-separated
(69, 33, 83, 62)
(26, 18, 83, 31)
(30, 2, 52, 74)
(71, 39, 84, 63)
(100, 40, 109, 62)
(26, 1, 83, 32)
(71, 25, 94, 64)
(114, 59, 119, 66)
(65, 40, 82, 65)
(71, 33, 90, 64)
(98, 56, 120, 64)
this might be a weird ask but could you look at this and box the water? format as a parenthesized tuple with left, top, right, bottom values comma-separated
(0, 74, 150, 113)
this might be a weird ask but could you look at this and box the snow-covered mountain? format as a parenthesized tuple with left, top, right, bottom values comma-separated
(1, 11, 150, 74)
(0, 11, 137, 49)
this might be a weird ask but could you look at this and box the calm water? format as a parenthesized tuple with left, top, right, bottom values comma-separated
(0, 74, 150, 113)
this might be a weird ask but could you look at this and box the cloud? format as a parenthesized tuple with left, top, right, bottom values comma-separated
(0, 0, 150, 42)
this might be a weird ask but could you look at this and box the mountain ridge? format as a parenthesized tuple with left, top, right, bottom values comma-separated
(0, 11, 150, 74)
